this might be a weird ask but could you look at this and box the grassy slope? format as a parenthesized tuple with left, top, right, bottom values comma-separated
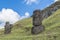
(0, 9, 60, 40)
(42, 9, 60, 30)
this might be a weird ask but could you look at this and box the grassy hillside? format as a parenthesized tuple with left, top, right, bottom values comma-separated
(0, 9, 60, 40)
(42, 9, 60, 30)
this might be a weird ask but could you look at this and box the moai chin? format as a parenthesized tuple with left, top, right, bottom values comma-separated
(4, 22, 13, 34)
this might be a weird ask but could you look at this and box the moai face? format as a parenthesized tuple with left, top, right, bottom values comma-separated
(33, 10, 40, 18)
(33, 10, 41, 25)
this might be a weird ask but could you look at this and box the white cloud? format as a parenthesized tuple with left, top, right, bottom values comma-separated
(54, 0, 58, 2)
(24, 0, 38, 5)
(25, 12, 30, 16)
(0, 8, 30, 29)
(0, 8, 20, 24)
(20, 12, 30, 19)
(0, 8, 20, 28)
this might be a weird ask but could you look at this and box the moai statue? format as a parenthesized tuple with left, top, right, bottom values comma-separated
(31, 10, 45, 34)
(4, 22, 13, 34)
(33, 10, 43, 25)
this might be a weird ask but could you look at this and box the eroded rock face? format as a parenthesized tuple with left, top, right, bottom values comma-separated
(4, 22, 13, 34)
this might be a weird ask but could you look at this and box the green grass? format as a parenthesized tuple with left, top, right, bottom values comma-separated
(0, 9, 60, 40)
(42, 9, 60, 30)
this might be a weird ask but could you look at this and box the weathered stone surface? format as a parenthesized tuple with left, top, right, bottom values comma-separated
(31, 10, 45, 34)
(33, 10, 42, 25)
(33, 17, 41, 26)
(31, 25, 45, 34)
(4, 22, 13, 34)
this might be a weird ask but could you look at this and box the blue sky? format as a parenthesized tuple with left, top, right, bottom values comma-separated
(0, 0, 55, 16)
(0, 0, 57, 28)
